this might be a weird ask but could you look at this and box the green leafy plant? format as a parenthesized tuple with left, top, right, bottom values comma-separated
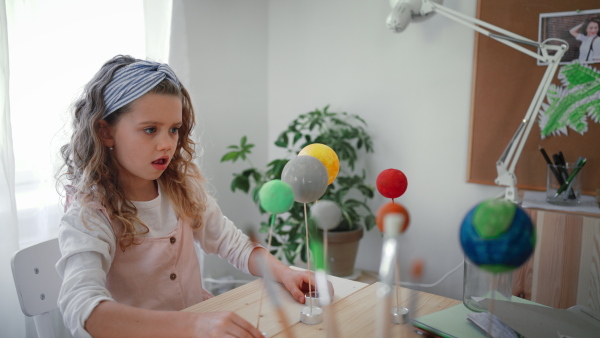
(221, 105, 376, 263)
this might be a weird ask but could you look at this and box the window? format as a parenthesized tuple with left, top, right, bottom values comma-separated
(7, 0, 155, 247)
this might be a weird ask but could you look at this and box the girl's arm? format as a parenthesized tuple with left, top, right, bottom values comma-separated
(58, 204, 263, 338)
(85, 301, 263, 338)
(197, 197, 333, 303)
(569, 22, 584, 38)
(248, 247, 334, 304)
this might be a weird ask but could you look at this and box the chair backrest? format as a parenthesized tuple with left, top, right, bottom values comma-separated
(11, 238, 62, 338)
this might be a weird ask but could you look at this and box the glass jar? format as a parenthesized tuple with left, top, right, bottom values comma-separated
(462, 258, 513, 312)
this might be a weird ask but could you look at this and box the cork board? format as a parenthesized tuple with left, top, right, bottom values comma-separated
(468, 0, 599, 195)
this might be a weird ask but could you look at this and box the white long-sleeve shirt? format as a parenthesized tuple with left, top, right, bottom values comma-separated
(56, 187, 259, 337)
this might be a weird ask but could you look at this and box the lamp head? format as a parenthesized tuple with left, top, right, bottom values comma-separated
(386, 0, 441, 33)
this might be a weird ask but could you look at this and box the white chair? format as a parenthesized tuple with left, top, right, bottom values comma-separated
(11, 238, 63, 338)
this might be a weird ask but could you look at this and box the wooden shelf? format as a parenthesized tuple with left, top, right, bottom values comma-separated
(512, 208, 600, 313)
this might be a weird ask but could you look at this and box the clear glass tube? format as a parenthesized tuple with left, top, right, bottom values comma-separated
(462, 259, 513, 312)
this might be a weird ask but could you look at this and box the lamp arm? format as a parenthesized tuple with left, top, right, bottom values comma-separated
(398, 0, 568, 202)
(494, 52, 564, 202)
(427, 2, 545, 61)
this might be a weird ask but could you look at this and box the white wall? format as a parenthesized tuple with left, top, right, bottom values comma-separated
(171, 0, 269, 282)
(267, 0, 505, 300)
(177, 0, 505, 300)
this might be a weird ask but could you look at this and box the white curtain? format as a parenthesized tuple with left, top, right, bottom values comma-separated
(1, 0, 22, 337)
(2, 0, 173, 336)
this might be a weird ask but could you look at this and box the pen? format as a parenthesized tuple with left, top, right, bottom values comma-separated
(554, 152, 578, 199)
(539, 146, 563, 185)
(554, 158, 586, 198)
(565, 156, 584, 198)
(553, 153, 569, 182)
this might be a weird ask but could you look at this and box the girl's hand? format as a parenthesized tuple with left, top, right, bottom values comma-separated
(85, 301, 263, 338)
(192, 311, 264, 338)
(278, 268, 334, 304)
(247, 248, 335, 304)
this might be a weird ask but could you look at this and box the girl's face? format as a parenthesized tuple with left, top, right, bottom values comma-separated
(103, 93, 182, 198)
(586, 21, 599, 37)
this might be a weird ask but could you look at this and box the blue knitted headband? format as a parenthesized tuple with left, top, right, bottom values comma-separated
(102, 60, 181, 118)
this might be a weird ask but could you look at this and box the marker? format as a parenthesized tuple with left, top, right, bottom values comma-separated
(539, 146, 563, 185)
(554, 158, 586, 197)
(557, 151, 566, 166)
(552, 153, 568, 181)
(552, 153, 575, 199)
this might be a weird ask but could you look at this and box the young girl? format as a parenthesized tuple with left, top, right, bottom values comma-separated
(56, 55, 317, 338)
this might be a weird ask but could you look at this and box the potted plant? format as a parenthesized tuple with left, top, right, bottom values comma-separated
(220, 105, 376, 277)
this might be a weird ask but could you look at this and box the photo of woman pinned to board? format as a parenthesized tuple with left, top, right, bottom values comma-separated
(569, 17, 600, 63)
(538, 9, 600, 65)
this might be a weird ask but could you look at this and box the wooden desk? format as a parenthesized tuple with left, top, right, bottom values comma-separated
(183, 276, 460, 337)
(183, 274, 368, 336)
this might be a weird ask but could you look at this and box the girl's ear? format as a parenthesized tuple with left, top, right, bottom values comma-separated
(98, 120, 114, 147)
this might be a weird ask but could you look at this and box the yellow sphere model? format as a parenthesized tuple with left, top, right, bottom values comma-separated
(298, 143, 340, 185)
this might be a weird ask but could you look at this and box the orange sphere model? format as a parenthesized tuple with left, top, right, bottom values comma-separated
(298, 143, 340, 185)
(376, 202, 410, 234)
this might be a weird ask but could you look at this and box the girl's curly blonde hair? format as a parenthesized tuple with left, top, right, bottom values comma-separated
(57, 55, 206, 250)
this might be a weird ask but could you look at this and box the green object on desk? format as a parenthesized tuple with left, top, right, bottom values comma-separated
(554, 158, 586, 197)
(412, 303, 483, 338)
(412, 296, 540, 338)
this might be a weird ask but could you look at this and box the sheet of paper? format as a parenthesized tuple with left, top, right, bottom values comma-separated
(522, 190, 600, 215)
(412, 303, 485, 338)
(466, 312, 518, 338)
(412, 296, 548, 338)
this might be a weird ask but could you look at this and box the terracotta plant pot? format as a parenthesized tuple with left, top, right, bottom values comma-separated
(325, 227, 364, 278)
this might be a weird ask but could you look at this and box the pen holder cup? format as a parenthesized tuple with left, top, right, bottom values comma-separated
(546, 162, 583, 206)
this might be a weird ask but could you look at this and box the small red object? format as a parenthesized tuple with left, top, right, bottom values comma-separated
(376, 169, 408, 199)
(411, 259, 424, 279)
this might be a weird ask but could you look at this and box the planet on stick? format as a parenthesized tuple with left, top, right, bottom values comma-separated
(376, 169, 408, 199)
(376, 202, 410, 234)
(281, 155, 329, 203)
(311, 200, 342, 230)
(259, 179, 295, 214)
(459, 199, 535, 273)
(298, 143, 340, 185)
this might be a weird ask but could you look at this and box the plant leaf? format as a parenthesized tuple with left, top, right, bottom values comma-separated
(220, 151, 239, 162)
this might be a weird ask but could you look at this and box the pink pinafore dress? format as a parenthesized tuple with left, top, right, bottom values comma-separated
(101, 208, 212, 310)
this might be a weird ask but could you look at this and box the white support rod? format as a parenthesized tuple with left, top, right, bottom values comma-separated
(507, 53, 564, 174)
(376, 240, 396, 338)
(498, 121, 525, 167)
(431, 4, 545, 61)
(503, 68, 551, 171)
(429, 1, 536, 45)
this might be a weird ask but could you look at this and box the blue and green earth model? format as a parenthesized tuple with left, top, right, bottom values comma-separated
(460, 199, 536, 273)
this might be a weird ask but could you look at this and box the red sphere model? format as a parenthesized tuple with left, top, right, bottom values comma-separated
(376, 169, 408, 199)
(376, 202, 410, 234)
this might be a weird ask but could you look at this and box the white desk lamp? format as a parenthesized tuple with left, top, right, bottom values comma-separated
(387, 0, 568, 203)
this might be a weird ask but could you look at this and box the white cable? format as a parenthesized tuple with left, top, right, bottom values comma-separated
(205, 261, 463, 289)
(364, 260, 463, 288)
(401, 261, 463, 288)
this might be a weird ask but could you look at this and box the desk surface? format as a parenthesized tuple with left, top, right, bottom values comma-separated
(183, 275, 460, 337)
